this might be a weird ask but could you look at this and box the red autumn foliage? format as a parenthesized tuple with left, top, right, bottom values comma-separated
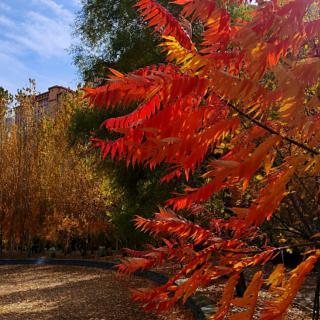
(84, 0, 320, 318)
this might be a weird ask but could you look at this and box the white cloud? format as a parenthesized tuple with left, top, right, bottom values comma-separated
(4, 9, 72, 58)
(70, 0, 81, 7)
(0, 52, 33, 93)
(0, 2, 11, 12)
(0, 15, 15, 28)
(0, 0, 78, 94)
(0, 51, 71, 94)
(32, 0, 73, 21)
(0, 38, 23, 56)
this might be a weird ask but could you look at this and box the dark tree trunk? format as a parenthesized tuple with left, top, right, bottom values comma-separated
(313, 261, 320, 320)
(0, 223, 2, 257)
(236, 272, 247, 297)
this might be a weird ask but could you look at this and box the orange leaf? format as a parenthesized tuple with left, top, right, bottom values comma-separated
(230, 271, 263, 320)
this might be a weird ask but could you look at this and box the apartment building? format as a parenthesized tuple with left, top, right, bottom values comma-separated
(15, 85, 73, 126)
(36, 85, 72, 117)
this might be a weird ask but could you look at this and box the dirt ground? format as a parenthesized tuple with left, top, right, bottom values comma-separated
(0, 261, 315, 320)
(0, 265, 193, 320)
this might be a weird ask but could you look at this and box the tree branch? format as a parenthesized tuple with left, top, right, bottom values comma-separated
(227, 102, 320, 156)
(223, 240, 320, 255)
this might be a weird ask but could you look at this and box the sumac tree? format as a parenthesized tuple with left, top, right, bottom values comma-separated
(84, 0, 320, 318)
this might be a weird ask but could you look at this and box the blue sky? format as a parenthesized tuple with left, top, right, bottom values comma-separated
(0, 0, 81, 94)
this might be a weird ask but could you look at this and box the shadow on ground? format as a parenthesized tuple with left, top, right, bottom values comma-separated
(0, 265, 193, 320)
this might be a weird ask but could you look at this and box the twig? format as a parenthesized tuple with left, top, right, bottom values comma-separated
(222, 240, 320, 255)
(227, 102, 320, 156)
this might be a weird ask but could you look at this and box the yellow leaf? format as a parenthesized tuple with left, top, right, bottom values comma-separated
(261, 255, 318, 320)
(108, 68, 125, 78)
(267, 264, 286, 291)
(255, 174, 264, 181)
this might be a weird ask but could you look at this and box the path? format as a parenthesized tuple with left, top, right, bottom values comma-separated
(0, 265, 193, 320)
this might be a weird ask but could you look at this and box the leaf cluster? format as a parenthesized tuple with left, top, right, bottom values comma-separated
(83, 0, 320, 318)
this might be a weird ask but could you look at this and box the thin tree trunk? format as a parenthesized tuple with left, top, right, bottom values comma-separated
(313, 261, 320, 320)
(0, 223, 3, 257)
(236, 272, 247, 297)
